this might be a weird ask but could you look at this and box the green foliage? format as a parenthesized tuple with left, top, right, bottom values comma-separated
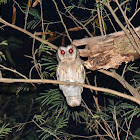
(36, 87, 140, 138)
(120, 0, 132, 12)
(27, 8, 42, 29)
(121, 103, 140, 119)
(95, 1, 105, 9)
(33, 114, 46, 124)
(35, 43, 57, 78)
(0, 123, 11, 139)
(37, 124, 67, 140)
(21, 6, 41, 29)
(0, 0, 3, 4)
(36, 89, 83, 121)
(32, 100, 69, 139)
(0, 40, 8, 62)
(15, 123, 26, 132)
(41, 57, 57, 78)
(0, 51, 6, 62)
(16, 84, 31, 95)
(126, 63, 138, 73)
(133, 74, 140, 91)
(65, 5, 75, 13)
(97, 99, 140, 138)
(0, 41, 8, 46)
(38, 44, 56, 56)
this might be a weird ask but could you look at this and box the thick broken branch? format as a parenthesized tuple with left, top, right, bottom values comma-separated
(73, 26, 140, 71)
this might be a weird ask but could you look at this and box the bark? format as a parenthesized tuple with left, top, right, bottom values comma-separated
(73, 27, 140, 71)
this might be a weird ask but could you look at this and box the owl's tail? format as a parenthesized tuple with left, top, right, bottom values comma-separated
(66, 95, 81, 107)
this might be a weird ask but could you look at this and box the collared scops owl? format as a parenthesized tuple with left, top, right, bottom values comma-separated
(56, 45, 85, 107)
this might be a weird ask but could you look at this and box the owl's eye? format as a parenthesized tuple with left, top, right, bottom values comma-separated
(61, 50, 65, 54)
(69, 49, 73, 53)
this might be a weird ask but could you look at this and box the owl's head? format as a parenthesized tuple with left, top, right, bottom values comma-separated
(57, 45, 79, 62)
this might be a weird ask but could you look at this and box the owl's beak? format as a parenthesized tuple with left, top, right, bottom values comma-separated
(66, 96, 81, 107)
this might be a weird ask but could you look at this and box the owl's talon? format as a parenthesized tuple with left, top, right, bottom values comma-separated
(66, 80, 70, 85)
(74, 81, 78, 86)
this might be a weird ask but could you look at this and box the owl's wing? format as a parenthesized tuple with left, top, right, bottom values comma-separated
(56, 64, 67, 81)
(65, 61, 85, 83)
(56, 64, 68, 93)
(78, 64, 85, 84)
(56, 66, 60, 81)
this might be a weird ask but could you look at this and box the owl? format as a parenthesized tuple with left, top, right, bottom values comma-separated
(56, 45, 85, 107)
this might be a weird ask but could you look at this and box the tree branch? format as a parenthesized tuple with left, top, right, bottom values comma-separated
(0, 78, 140, 105)
(0, 64, 28, 79)
(98, 69, 140, 100)
(0, 18, 58, 50)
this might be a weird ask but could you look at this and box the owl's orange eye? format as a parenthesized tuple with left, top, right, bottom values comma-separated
(69, 49, 73, 53)
(61, 50, 65, 54)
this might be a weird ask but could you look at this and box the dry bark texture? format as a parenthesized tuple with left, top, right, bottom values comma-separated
(73, 27, 140, 71)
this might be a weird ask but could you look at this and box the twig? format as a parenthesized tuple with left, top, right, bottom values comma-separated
(98, 69, 140, 99)
(101, 9, 106, 35)
(32, 33, 42, 78)
(104, 1, 140, 55)
(114, 0, 130, 13)
(72, 3, 97, 12)
(119, 124, 140, 139)
(103, 7, 117, 32)
(52, 0, 72, 43)
(84, 14, 98, 27)
(96, 0, 104, 35)
(24, 0, 32, 29)
(0, 70, 2, 78)
(85, 77, 105, 139)
(124, 117, 136, 140)
(113, 106, 120, 140)
(13, 0, 25, 14)
(128, 8, 140, 27)
(69, 133, 108, 138)
(82, 100, 112, 139)
(0, 18, 58, 50)
(40, 1, 45, 39)
(114, 0, 139, 51)
(61, 0, 93, 37)
(32, 120, 61, 140)
(135, 0, 139, 12)
(122, 63, 127, 77)
(93, 77, 115, 138)
(0, 64, 28, 79)
(125, 107, 137, 140)
(86, 76, 101, 112)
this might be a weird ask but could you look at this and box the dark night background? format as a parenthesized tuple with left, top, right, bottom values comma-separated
(0, 0, 140, 139)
